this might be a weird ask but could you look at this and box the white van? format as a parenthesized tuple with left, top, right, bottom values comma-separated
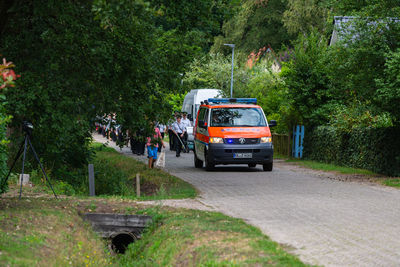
(181, 89, 222, 150)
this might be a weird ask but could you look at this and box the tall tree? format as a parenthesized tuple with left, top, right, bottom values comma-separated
(329, 0, 400, 17)
(0, 0, 167, 177)
(376, 49, 400, 125)
(148, 0, 240, 91)
(212, 0, 293, 53)
(282, 0, 331, 36)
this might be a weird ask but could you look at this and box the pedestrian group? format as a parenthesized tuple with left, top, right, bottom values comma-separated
(95, 111, 192, 168)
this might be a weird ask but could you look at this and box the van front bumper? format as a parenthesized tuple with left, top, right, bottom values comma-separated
(207, 143, 273, 165)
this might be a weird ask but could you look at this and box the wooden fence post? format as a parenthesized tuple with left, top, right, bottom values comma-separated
(136, 173, 140, 198)
(88, 164, 95, 196)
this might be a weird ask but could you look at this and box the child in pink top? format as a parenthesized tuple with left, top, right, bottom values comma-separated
(147, 126, 165, 168)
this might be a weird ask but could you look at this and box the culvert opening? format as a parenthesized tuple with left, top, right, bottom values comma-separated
(83, 213, 152, 254)
(111, 233, 136, 254)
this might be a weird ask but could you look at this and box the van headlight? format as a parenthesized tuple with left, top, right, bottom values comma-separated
(209, 137, 224, 144)
(260, 137, 272, 143)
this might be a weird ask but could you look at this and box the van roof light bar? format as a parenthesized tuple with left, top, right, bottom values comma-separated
(207, 98, 257, 104)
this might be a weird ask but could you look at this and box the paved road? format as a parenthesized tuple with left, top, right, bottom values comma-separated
(94, 134, 400, 266)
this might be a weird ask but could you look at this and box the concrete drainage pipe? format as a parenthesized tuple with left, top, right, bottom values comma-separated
(110, 232, 137, 254)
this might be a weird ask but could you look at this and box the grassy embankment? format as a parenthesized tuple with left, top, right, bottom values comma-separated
(0, 142, 309, 266)
(0, 197, 309, 266)
(87, 143, 196, 200)
(11, 142, 196, 200)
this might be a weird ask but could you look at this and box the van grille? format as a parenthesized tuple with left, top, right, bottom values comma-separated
(224, 138, 259, 144)
(224, 149, 261, 153)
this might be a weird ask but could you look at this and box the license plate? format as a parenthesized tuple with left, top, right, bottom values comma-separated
(234, 153, 252, 158)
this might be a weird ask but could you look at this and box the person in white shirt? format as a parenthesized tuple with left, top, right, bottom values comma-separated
(181, 112, 191, 153)
(158, 123, 166, 139)
(157, 123, 166, 152)
(181, 112, 191, 128)
(171, 115, 186, 157)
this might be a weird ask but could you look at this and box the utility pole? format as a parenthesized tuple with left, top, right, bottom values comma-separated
(224, 44, 235, 98)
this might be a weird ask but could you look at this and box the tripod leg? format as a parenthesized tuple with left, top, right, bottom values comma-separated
(1, 138, 25, 190)
(28, 136, 57, 199)
(19, 136, 28, 199)
(27, 137, 58, 199)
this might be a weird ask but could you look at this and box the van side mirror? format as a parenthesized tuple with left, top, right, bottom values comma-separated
(269, 120, 277, 127)
(199, 120, 207, 128)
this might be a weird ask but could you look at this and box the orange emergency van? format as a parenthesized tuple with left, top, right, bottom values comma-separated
(193, 98, 276, 171)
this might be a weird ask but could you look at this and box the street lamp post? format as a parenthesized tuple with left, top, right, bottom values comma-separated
(224, 44, 235, 98)
(179, 73, 184, 88)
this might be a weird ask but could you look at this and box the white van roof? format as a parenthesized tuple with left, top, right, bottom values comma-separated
(190, 89, 222, 104)
(181, 89, 222, 117)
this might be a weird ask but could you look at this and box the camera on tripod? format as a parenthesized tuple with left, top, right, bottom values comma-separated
(1, 120, 57, 199)
(22, 121, 33, 135)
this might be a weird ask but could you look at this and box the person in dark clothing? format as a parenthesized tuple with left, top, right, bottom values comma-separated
(168, 117, 176, 151)
(117, 127, 124, 147)
(97, 124, 102, 134)
(135, 129, 145, 155)
(130, 134, 137, 154)
(111, 128, 117, 142)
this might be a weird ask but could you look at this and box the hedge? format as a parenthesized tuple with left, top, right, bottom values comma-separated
(303, 126, 400, 177)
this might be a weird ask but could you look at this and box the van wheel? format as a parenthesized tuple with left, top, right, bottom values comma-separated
(248, 163, 256, 168)
(263, 162, 273, 171)
(205, 153, 214, 171)
(194, 151, 203, 168)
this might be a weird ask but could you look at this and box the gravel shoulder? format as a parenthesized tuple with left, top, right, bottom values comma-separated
(276, 159, 392, 186)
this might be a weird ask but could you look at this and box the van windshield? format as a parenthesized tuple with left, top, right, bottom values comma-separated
(210, 107, 266, 127)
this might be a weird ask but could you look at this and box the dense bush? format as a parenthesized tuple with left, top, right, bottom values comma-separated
(304, 126, 400, 176)
(0, 119, 8, 194)
(0, 58, 17, 194)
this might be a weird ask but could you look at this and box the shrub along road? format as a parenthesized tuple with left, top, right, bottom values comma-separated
(94, 134, 400, 266)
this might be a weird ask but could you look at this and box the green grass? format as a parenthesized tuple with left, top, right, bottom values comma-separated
(383, 178, 400, 188)
(90, 142, 197, 200)
(0, 198, 111, 267)
(0, 197, 310, 267)
(117, 207, 309, 266)
(285, 159, 377, 175)
(9, 142, 197, 200)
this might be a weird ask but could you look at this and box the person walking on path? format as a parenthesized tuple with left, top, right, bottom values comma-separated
(181, 112, 191, 153)
(135, 128, 146, 156)
(167, 116, 176, 151)
(181, 112, 192, 128)
(146, 123, 165, 168)
(157, 122, 166, 152)
(158, 123, 166, 139)
(171, 115, 186, 157)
